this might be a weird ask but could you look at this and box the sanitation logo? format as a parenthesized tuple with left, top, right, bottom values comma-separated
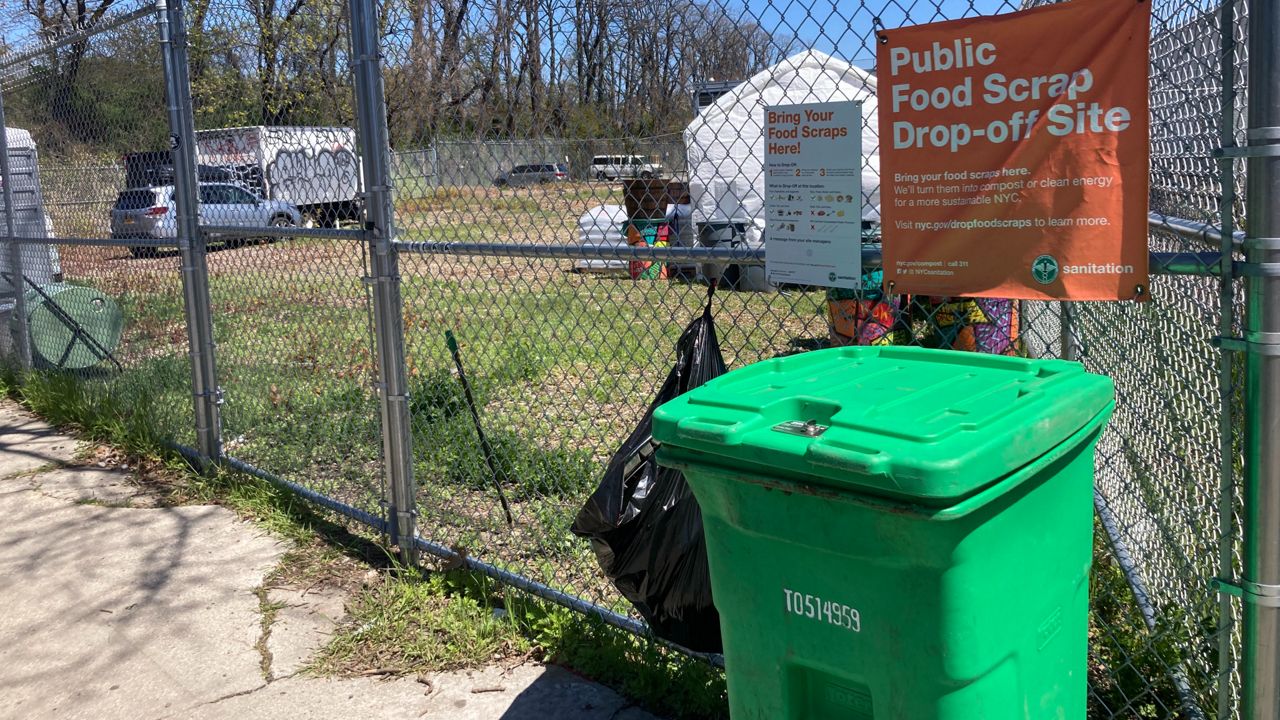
(829, 272, 838, 282)
(1032, 255, 1059, 285)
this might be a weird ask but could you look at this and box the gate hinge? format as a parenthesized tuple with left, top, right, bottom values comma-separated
(194, 386, 225, 405)
(1214, 578, 1280, 607)
(1211, 335, 1280, 356)
(1233, 260, 1280, 277)
(1214, 144, 1280, 159)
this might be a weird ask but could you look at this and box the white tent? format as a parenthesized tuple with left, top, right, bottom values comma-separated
(683, 50, 880, 226)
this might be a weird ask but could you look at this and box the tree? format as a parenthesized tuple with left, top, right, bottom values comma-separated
(12, 0, 119, 138)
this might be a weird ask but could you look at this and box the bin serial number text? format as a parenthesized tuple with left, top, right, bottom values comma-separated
(783, 588, 861, 631)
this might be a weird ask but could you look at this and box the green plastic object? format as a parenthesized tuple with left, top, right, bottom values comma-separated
(652, 346, 1114, 719)
(20, 283, 124, 370)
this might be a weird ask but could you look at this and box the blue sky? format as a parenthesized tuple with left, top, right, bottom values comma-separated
(742, 0, 1023, 69)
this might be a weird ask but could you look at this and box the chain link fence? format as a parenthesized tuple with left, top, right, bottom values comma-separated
(0, 0, 1255, 716)
(182, 0, 390, 529)
(0, 0, 195, 449)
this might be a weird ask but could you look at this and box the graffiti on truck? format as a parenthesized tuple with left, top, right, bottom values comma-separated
(265, 146, 359, 203)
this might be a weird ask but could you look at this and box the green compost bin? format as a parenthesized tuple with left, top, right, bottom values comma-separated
(17, 283, 124, 370)
(651, 346, 1114, 719)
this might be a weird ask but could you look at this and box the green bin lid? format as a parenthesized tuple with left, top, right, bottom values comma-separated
(652, 346, 1114, 504)
(21, 283, 124, 370)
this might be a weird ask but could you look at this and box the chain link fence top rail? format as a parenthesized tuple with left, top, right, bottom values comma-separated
(0, 1, 196, 448)
(0, 0, 1253, 716)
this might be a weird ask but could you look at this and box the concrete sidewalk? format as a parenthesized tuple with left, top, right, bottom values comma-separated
(0, 402, 657, 720)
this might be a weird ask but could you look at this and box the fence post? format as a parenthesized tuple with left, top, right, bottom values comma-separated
(1215, 0, 1242, 717)
(430, 142, 439, 189)
(0, 89, 31, 369)
(1058, 302, 1078, 361)
(1242, 0, 1280, 714)
(157, 0, 222, 462)
(349, 0, 418, 565)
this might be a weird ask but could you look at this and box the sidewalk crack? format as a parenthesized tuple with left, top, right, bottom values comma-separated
(199, 681, 269, 707)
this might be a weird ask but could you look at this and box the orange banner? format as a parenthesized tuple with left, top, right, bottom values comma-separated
(877, 0, 1150, 301)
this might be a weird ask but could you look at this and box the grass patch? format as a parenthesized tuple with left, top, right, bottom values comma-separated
(429, 423, 597, 500)
(1, 362, 186, 459)
(312, 574, 532, 674)
(313, 566, 728, 719)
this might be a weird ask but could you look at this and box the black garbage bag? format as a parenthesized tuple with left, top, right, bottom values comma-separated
(571, 285, 725, 653)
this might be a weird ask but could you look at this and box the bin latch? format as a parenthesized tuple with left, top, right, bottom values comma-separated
(773, 420, 828, 437)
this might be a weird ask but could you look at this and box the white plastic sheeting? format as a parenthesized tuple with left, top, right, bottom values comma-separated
(575, 203, 698, 273)
(575, 204, 630, 272)
(1, 127, 60, 316)
(683, 50, 880, 226)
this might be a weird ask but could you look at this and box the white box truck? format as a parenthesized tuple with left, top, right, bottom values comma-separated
(194, 126, 362, 227)
(124, 126, 363, 227)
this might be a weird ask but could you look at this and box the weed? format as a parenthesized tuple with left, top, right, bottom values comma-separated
(416, 419, 597, 500)
(311, 573, 531, 675)
(1088, 527, 1217, 719)
(254, 587, 287, 680)
(426, 568, 729, 719)
(1, 362, 181, 458)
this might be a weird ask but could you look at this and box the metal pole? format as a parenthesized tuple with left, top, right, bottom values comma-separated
(430, 142, 439, 189)
(1059, 302, 1077, 362)
(157, 0, 221, 462)
(1216, 0, 1241, 716)
(1242, 0, 1280, 714)
(0, 90, 31, 369)
(349, 0, 418, 565)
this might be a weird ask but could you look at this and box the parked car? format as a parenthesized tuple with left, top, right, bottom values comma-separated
(110, 183, 303, 257)
(590, 154, 663, 181)
(493, 163, 569, 187)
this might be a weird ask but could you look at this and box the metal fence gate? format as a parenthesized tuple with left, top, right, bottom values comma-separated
(0, 0, 1275, 716)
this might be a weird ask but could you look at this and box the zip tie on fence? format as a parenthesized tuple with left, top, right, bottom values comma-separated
(191, 387, 225, 405)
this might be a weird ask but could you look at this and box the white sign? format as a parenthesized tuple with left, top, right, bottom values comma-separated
(783, 587, 861, 632)
(764, 101, 863, 289)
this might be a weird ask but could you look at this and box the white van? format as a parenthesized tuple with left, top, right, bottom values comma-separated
(590, 154, 663, 181)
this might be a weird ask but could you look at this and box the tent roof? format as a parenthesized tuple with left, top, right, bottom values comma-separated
(687, 50, 877, 134)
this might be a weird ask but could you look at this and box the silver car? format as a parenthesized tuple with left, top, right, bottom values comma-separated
(111, 183, 303, 257)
